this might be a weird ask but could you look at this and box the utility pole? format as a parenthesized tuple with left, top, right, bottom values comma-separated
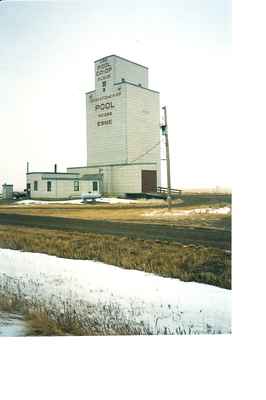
(162, 106, 172, 211)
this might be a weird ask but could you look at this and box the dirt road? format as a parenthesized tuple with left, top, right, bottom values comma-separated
(0, 213, 230, 250)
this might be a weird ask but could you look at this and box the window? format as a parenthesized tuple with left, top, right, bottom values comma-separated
(47, 181, 52, 192)
(34, 181, 38, 191)
(92, 181, 98, 192)
(74, 180, 79, 191)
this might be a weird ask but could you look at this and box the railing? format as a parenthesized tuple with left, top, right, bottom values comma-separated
(157, 186, 182, 195)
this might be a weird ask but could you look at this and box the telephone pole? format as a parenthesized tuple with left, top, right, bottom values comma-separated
(162, 106, 172, 211)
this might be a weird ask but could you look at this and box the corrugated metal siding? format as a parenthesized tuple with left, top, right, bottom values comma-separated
(113, 56, 148, 87)
(86, 84, 160, 181)
(126, 84, 160, 163)
(86, 86, 127, 165)
(68, 164, 158, 195)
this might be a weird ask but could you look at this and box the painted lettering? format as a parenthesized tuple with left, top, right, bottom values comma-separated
(97, 119, 112, 127)
(95, 102, 115, 111)
(96, 67, 112, 76)
(98, 112, 112, 118)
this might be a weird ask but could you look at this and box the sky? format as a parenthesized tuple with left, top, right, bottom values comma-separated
(0, 0, 231, 191)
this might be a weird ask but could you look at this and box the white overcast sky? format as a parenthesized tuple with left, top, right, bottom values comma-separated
(0, 0, 231, 191)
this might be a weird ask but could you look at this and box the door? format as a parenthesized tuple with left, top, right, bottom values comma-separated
(141, 170, 157, 193)
(92, 181, 98, 192)
(26, 183, 31, 198)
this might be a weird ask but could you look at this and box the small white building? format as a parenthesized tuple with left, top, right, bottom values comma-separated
(27, 170, 101, 200)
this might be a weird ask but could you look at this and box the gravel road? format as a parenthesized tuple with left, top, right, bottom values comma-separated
(0, 213, 230, 250)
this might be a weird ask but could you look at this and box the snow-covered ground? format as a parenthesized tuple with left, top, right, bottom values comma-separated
(0, 311, 27, 337)
(0, 249, 231, 335)
(144, 206, 231, 218)
(14, 197, 136, 206)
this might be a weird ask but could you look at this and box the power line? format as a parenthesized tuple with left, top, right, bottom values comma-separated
(105, 139, 161, 172)
(129, 140, 161, 164)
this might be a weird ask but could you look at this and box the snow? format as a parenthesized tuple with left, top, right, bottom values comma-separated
(0, 249, 231, 335)
(15, 199, 82, 205)
(14, 197, 136, 205)
(144, 206, 231, 218)
(97, 197, 136, 204)
(0, 311, 27, 337)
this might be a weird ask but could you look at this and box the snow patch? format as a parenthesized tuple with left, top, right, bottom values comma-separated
(144, 206, 231, 218)
(14, 197, 136, 206)
(0, 249, 231, 335)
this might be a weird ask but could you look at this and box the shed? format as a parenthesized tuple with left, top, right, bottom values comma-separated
(2, 184, 13, 200)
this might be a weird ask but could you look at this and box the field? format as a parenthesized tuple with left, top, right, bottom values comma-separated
(0, 193, 231, 287)
(0, 193, 231, 335)
(0, 194, 231, 226)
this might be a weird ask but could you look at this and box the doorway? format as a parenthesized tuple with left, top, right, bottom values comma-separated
(141, 170, 157, 193)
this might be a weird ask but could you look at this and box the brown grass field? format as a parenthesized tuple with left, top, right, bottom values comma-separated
(0, 224, 231, 289)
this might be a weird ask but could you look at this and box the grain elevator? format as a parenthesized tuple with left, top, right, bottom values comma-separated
(68, 55, 161, 195)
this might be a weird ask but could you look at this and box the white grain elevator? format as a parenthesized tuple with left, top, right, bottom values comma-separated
(68, 55, 161, 195)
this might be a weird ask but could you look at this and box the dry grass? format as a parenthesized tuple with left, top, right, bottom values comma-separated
(0, 225, 231, 289)
(0, 201, 179, 223)
(0, 274, 218, 335)
(0, 275, 154, 336)
(24, 304, 152, 336)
